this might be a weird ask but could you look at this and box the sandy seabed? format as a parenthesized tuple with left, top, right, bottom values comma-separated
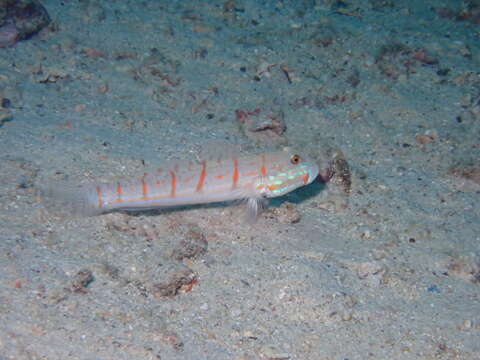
(0, 0, 479, 359)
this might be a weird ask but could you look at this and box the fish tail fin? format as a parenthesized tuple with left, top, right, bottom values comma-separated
(39, 180, 104, 217)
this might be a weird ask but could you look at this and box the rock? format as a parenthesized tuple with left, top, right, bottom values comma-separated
(0, 22, 18, 47)
(0, 0, 50, 46)
(171, 224, 208, 261)
(446, 255, 480, 284)
(151, 262, 197, 298)
(235, 107, 287, 145)
(0, 107, 13, 126)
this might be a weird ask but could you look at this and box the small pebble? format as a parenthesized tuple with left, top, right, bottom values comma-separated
(1, 98, 12, 108)
(357, 225, 373, 240)
(268, 202, 301, 224)
(70, 269, 94, 293)
(230, 308, 242, 317)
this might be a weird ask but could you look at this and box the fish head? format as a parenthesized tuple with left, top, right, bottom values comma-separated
(260, 151, 319, 198)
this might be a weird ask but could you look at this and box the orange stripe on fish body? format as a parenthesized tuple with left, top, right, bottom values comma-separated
(170, 170, 177, 197)
(196, 161, 207, 192)
(260, 154, 267, 178)
(142, 173, 150, 201)
(232, 158, 239, 189)
(116, 182, 124, 202)
(96, 186, 104, 209)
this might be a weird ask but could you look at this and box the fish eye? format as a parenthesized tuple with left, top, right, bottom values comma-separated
(290, 154, 302, 164)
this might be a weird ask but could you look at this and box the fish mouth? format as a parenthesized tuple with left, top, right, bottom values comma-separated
(300, 163, 319, 185)
(306, 161, 320, 185)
